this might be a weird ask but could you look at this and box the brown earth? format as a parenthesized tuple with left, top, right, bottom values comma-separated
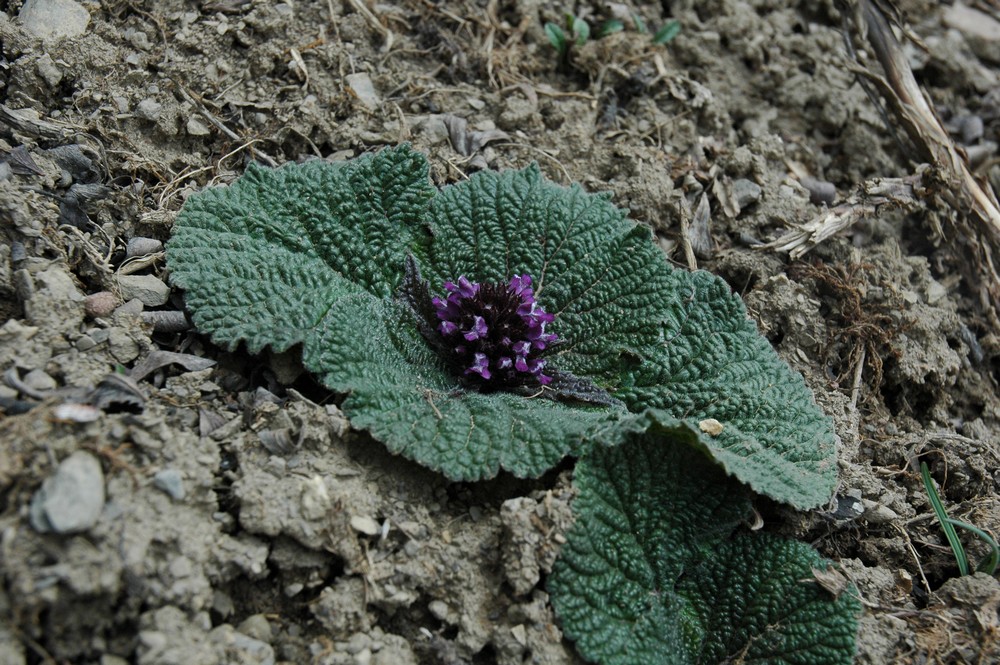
(1, 0, 999, 663)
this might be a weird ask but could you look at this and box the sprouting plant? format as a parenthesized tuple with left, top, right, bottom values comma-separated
(167, 145, 860, 664)
(544, 14, 590, 59)
(921, 461, 999, 576)
(652, 19, 681, 45)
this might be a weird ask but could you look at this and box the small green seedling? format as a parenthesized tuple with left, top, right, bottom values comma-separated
(921, 461, 999, 576)
(652, 19, 681, 45)
(544, 14, 590, 58)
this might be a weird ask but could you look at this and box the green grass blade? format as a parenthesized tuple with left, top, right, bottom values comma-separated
(921, 461, 969, 576)
(946, 518, 1000, 575)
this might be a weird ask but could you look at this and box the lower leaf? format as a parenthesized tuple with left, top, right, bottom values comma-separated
(549, 431, 860, 665)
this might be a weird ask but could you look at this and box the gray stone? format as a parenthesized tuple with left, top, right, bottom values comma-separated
(731, 178, 762, 209)
(108, 328, 141, 363)
(186, 116, 211, 136)
(153, 469, 186, 500)
(236, 614, 272, 642)
(35, 53, 63, 87)
(21, 265, 85, 330)
(115, 298, 145, 316)
(22, 368, 56, 392)
(29, 451, 105, 534)
(126, 237, 164, 258)
(117, 274, 170, 307)
(136, 98, 162, 121)
(345, 73, 379, 110)
(19, 0, 90, 42)
(209, 625, 275, 665)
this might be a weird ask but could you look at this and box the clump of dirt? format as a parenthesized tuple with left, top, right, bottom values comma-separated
(2, 0, 999, 663)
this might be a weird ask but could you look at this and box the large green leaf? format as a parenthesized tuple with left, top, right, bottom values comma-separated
(416, 163, 835, 507)
(167, 146, 434, 353)
(549, 430, 860, 665)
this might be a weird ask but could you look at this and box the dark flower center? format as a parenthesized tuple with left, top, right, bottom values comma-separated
(432, 274, 557, 390)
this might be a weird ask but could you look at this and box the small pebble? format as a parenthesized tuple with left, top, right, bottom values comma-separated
(237, 614, 272, 642)
(136, 98, 162, 120)
(109, 328, 141, 363)
(35, 53, 63, 87)
(350, 515, 380, 536)
(428, 600, 451, 622)
(126, 237, 164, 258)
(23, 368, 57, 392)
(117, 274, 170, 307)
(345, 73, 380, 110)
(186, 116, 212, 136)
(85, 291, 120, 318)
(153, 468, 186, 500)
(731, 178, 762, 209)
(115, 298, 145, 316)
(29, 451, 105, 534)
(18, 0, 91, 41)
(960, 115, 984, 144)
(799, 176, 837, 205)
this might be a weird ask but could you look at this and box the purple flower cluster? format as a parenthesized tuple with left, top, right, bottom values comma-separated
(432, 274, 557, 390)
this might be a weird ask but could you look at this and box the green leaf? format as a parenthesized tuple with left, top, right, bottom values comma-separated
(653, 20, 681, 45)
(417, 164, 835, 507)
(570, 15, 591, 45)
(303, 294, 623, 480)
(549, 431, 860, 665)
(545, 22, 567, 53)
(167, 146, 434, 353)
(618, 268, 838, 510)
(597, 19, 624, 38)
(169, 147, 623, 480)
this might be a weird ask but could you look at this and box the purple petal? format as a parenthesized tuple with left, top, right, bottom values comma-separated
(463, 315, 488, 341)
(512, 340, 531, 356)
(509, 274, 532, 295)
(439, 321, 458, 335)
(497, 357, 513, 369)
(457, 276, 478, 298)
(538, 373, 552, 385)
(465, 352, 491, 379)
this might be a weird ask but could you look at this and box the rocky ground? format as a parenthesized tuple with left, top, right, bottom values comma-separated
(1, 0, 1000, 663)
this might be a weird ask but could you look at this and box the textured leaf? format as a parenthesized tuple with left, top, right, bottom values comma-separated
(416, 164, 836, 507)
(549, 430, 860, 665)
(167, 146, 434, 353)
(616, 270, 838, 510)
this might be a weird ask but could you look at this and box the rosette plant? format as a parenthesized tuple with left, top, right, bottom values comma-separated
(168, 145, 859, 664)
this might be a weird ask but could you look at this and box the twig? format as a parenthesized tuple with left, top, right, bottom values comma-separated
(763, 173, 924, 258)
(347, 0, 393, 51)
(173, 84, 277, 167)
